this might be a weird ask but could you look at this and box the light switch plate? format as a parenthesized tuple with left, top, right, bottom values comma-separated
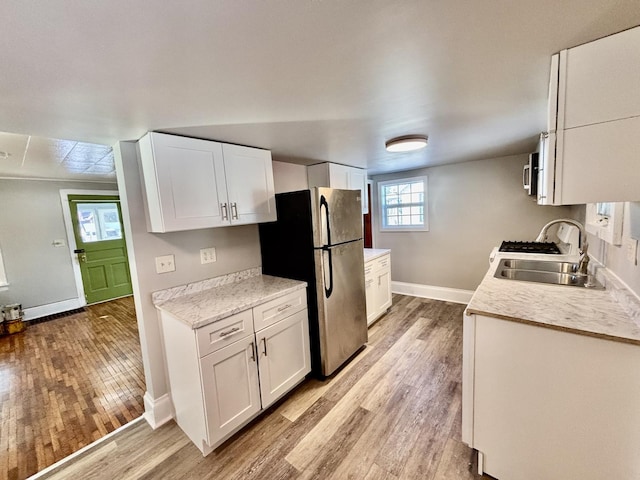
(200, 247, 216, 264)
(155, 254, 175, 273)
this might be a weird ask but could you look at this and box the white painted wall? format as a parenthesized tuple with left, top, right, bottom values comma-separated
(587, 202, 640, 296)
(0, 179, 116, 309)
(371, 154, 575, 291)
(114, 141, 262, 424)
(272, 161, 308, 193)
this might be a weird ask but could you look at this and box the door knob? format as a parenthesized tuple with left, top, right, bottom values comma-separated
(74, 249, 87, 263)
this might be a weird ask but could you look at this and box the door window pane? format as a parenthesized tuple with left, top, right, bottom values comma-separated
(76, 203, 123, 243)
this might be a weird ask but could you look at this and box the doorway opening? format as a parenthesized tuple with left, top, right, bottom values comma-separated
(0, 189, 144, 478)
(67, 194, 133, 304)
(60, 190, 132, 306)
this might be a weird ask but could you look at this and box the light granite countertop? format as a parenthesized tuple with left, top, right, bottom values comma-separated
(364, 248, 391, 262)
(466, 250, 640, 346)
(154, 273, 307, 329)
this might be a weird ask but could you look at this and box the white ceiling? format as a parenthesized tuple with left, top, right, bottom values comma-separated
(1, 0, 640, 180)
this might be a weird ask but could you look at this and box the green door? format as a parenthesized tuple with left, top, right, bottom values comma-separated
(69, 194, 133, 304)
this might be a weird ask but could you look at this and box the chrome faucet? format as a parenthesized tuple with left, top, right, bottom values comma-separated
(535, 218, 590, 275)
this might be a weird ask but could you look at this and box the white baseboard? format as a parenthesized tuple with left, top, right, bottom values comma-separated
(143, 392, 173, 429)
(392, 281, 474, 304)
(23, 298, 85, 321)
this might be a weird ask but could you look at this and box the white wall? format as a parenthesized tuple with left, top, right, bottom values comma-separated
(0, 179, 116, 309)
(587, 202, 640, 296)
(114, 141, 263, 424)
(371, 154, 575, 291)
(272, 161, 308, 193)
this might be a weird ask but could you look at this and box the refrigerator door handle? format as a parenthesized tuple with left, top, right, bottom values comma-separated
(322, 246, 334, 298)
(320, 195, 331, 246)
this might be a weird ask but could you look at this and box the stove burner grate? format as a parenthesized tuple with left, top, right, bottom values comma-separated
(499, 241, 561, 254)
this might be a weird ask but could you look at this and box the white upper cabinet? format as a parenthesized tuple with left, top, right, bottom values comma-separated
(561, 27, 640, 129)
(138, 132, 276, 232)
(222, 144, 276, 225)
(307, 162, 369, 214)
(540, 27, 640, 205)
(138, 133, 228, 231)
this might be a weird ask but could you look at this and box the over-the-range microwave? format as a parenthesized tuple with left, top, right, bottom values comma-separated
(523, 152, 539, 196)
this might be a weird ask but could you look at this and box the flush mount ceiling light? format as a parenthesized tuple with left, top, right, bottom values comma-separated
(385, 135, 428, 153)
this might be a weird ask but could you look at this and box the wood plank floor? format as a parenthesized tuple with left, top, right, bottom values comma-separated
(39, 295, 493, 480)
(0, 297, 145, 480)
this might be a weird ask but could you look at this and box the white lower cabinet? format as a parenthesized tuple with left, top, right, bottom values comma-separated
(159, 289, 310, 455)
(463, 313, 640, 479)
(200, 335, 261, 444)
(364, 253, 392, 326)
(256, 309, 310, 408)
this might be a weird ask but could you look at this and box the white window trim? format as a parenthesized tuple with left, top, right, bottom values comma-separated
(585, 202, 623, 245)
(378, 176, 429, 232)
(0, 245, 8, 290)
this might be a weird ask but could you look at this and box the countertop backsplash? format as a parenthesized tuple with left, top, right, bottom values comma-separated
(151, 267, 262, 305)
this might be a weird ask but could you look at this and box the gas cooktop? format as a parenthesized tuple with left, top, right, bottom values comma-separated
(499, 241, 561, 254)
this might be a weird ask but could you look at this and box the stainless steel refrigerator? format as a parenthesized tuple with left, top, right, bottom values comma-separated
(259, 187, 368, 377)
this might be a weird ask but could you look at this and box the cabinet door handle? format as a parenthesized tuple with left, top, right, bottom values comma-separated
(249, 342, 255, 361)
(219, 326, 240, 337)
(231, 202, 238, 220)
(262, 337, 267, 356)
(277, 304, 291, 312)
(221, 203, 229, 221)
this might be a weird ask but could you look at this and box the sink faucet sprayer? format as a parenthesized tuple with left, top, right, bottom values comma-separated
(535, 219, 590, 275)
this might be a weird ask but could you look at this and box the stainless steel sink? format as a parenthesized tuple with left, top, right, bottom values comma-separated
(494, 258, 604, 289)
(501, 259, 580, 274)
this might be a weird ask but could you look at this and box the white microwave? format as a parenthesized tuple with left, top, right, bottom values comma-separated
(523, 152, 539, 196)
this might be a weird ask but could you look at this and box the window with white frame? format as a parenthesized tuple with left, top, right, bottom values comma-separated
(378, 176, 428, 231)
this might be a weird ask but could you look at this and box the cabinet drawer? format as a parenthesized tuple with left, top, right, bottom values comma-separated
(375, 254, 390, 272)
(364, 261, 374, 276)
(253, 289, 306, 332)
(196, 309, 254, 358)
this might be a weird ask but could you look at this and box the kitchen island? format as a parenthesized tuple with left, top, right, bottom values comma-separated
(462, 251, 640, 479)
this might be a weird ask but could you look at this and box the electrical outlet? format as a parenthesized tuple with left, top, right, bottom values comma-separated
(200, 247, 217, 264)
(155, 254, 176, 273)
(625, 238, 638, 265)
